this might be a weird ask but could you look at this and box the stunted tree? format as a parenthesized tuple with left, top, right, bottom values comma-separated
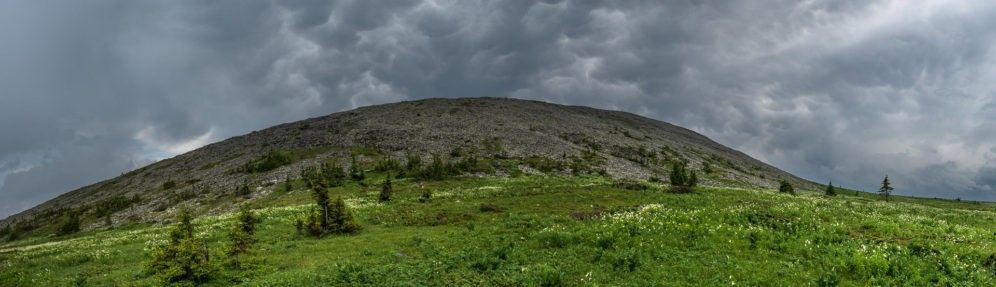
(301, 182, 360, 237)
(779, 180, 795, 195)
(236, 180, 252, 197)
(226, 205, 260, 268)
(668, 162, 697, 193)
(825, 181, 837, 196)
(380, 177, 392, 202)
(349, 155, 365, 181)
(284, 175, 293, 193)
(57, 211, 81, 236)
(879, 175, 894, 201)
(146, 208, 215, 284)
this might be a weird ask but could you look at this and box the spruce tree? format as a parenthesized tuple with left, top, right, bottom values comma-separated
(779, 180, 795, 195)
(825, 181, 837, 196)
(311, 182, 330, 232)
(57, 211, 80, 236)
(146, 208, 215, 284)
(226, 205, 259, 268)
(284, 175, 292, 192)
(380, 177, 392, 202)
(350, 155, 365, 181)
(879, 175, 894, 201)
(329, 197, 360, 234)
(419, 189, 433, 203)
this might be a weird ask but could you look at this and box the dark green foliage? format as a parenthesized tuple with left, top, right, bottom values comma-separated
(668, 162, 697, 193)
(703, 162, 714, 173)
(417, 155, 448, 181)
(301, 162, 347, 189)
(779, 180, 795, 195)
(162, 180, 177, 190)
(479, 203, 505, 213)
(879, 176, 894, 201)
(373, 156, 402, 173)
(57, 211, 80, 236)
(405, 153, 423, 172)
(349, 155, 365, 181)
(379, 178, 392, 202)
(146, 208, 216, 284)
(226, 205, 260, 268)
(0, 225, 10, 238)
(614, 180, 650, 191)
(241, 150, 292, 173)
(284, 175, 293, 192)
(93, 195, 140, 218)
(524, 156, 565, 173)
(236, 180, 252, 197)
(301, 183, 360, 237)
(419, 189, 432, 203)
(328, 197, 361, 234)
(825, 181, 837, 196)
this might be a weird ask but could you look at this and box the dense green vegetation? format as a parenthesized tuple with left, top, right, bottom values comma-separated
(1, 173, 994, 286)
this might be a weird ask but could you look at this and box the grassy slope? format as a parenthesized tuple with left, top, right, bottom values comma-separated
(1, 175, 994, 286)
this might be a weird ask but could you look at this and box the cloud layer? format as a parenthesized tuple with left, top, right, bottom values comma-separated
(2, 0, 996, 217)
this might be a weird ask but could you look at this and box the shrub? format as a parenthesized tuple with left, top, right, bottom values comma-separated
(146, 208, 216, 284)
(825, 181, 837, 196)
(379, 178, 392, 202)
(57, 211, 80, 236)
(419, 189, 432, 203)
(416, 155, 448, 181)
(779, 180, 795, 195)
(162, 180, 177, 190)
(241, 150, 292, 173)
(301, 184, 360, 237)
(614, 180, 649, 191)
(479, 203, 505, 213)
(226, 205, 260, 268)
(236, 180, 252, 197)
(668, 161, 698, 193)
(532, 264, 564, 287)
(328, 197, 361, 234)
(349, 155, 365, 181)
(373, 156, 401, 173)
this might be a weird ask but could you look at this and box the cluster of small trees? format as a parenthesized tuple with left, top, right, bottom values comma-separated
(779, 180, 795, 195)
(57, 211, 81, 236)
(146, 206, 260, 284)
(296, 182, 361, 237)
(792, 175, 893, 201)
(301, 161, 348, 189)
(668, 162, 698, 193)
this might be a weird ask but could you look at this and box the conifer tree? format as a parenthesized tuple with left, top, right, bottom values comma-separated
(146, 208, 215, 284)
(380, 177, 392, 202)
(779, 180, 795, 195)
(284, 175, 292, 192)
(57, 211, 80, 236)
(226, 205, 259, 268)
(879, 175, 894, 201)
(349, 155, 365, 181)
(419, 189, 433, 203)
(825, 181, 836, 196)
(329, 197, 361, 234)
(311, 182, 330, 232)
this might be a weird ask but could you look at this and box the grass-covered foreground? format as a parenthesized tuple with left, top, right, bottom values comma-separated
(1, 175, 995, 286)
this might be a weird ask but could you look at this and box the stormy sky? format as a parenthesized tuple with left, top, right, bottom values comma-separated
(2, 0, 996, 218)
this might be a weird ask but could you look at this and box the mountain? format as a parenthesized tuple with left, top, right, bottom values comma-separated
(0, 97, 813, 231)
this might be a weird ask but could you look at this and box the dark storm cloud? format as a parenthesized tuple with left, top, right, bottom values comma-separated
(2, 0, 996, 218)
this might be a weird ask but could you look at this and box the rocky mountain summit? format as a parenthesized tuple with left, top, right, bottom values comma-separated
(1, 97, 812, 231)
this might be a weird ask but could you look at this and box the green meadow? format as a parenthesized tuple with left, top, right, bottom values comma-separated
(1, 175, 994, 286)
